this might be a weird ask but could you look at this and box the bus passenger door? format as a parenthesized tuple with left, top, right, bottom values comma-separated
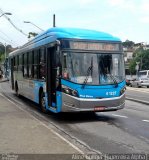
(46, 46, 57, 107)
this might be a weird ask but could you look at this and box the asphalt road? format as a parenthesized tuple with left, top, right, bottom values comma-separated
(0, 81, 149, 155)
(126, 86, 149, 103)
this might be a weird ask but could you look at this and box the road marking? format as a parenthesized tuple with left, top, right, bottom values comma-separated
(142, 120, 149, 123)
(0, 93, 84, 154)
(112, 114, 128, 118)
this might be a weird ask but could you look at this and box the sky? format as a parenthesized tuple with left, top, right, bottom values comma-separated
(0, 0, 149, 48)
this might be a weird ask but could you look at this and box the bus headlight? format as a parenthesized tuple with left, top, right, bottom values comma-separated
(62, 85, 78, 97)
(120, 87, 126, 96)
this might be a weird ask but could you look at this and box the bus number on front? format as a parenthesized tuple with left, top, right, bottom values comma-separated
(106, 91, 116, 96)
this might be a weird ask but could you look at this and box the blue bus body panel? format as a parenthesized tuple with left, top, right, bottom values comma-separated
(32, 80, 61, 113)
(33, 36, 57, 49)
(33, 27, 121, 43)
(33, 80, 45, 103)
(32, 79, 125, 113)
(56, 91, 62, 112)
(61, 79, 125, 99)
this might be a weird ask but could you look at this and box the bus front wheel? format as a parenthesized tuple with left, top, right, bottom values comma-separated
(39, 92, 47, 113)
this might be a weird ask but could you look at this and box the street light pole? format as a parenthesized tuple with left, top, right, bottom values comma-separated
(53, 14, 56, 27)
(135, 62, 140, 78)
(0, 8, 27, 36)
(24, 21, 44, 31)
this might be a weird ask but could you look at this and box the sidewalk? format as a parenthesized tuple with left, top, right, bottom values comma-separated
(0, 92, 80, 154)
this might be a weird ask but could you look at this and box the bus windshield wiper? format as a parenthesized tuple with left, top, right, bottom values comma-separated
(107, 73, 118, 87)
(82, 57, 93, 89)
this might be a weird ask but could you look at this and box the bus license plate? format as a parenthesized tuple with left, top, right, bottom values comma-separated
(94, 106, 105, 111)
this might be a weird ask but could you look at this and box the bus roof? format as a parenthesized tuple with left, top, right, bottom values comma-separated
(36, 27, 121, 41)
(9, 27, 121, 57)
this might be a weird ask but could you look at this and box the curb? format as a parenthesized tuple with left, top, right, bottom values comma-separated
(126, 97, 149, 105)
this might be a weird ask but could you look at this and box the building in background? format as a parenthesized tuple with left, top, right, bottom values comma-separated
(123, 42, 149, 78)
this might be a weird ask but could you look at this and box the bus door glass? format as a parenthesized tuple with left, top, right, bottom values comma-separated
(46, 46, 57, 107)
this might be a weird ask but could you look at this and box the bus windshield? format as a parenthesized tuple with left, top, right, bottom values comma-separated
(62, 52, 125, 85)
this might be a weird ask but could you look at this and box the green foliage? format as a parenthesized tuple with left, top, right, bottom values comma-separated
(0, 45, 5, 53)
(0, 43, 13, 63)
(129, 49, 149, 74)
(132, 47, 143, 57)
(129, 59, 136, 74)
(140, 49, 149, 70)
(122, 40, 135, 48)
(28, 32, 38, 38)
(0, 53, 5, 62)
(0, 44, 5, 63)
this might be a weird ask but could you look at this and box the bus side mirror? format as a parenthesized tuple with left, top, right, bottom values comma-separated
(56, 67, 60, 77)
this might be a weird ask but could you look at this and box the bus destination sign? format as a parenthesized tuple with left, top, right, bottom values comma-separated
(69, 41, 120, 51)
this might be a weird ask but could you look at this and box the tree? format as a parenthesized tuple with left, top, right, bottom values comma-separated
(122, 40, 135, 48)
(28, 32, 38, 38)
(0, 44, 5, 52)
(129, 49, 149, 74)
(0, 43, 14, 63)
(140, 49, 149, 70)
(0, 44, 5, 63)
(129, 59, 136, 74)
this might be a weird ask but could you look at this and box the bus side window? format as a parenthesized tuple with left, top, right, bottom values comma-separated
(19, 54, 22, 71)
(24, 53, 28, 78)
(14, 56, 18, 72)
(17, 55, 19, 71)
(13, 57, 16, 71)
(39, 48, 46, 79)
(28, 51, 33, 78)
(33, 50, 38, 79)
(31, 51, 34, 78)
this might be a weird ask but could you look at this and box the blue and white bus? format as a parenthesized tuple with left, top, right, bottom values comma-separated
(9, 27, 126, 113)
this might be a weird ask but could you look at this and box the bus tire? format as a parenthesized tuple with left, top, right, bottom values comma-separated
(15, 81, 19, 96)
(39, 92, 47, 113)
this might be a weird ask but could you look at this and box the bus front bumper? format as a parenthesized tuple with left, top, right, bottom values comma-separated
(61, 93, 125, 112)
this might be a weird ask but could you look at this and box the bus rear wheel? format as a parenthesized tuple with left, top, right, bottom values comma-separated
(39, 92, 47, 113)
